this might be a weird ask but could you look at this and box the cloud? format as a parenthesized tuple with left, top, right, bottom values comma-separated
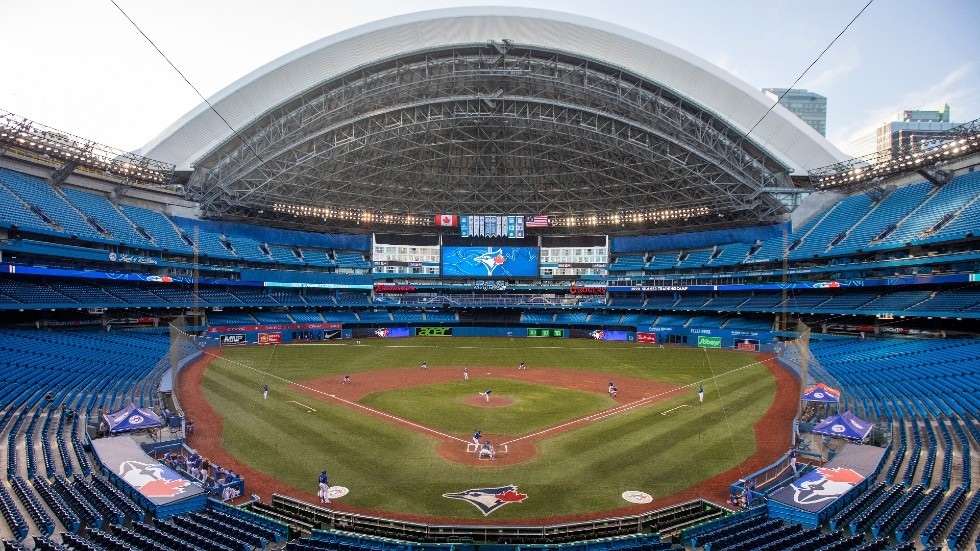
(832, 63, 978, 154)
(804, 53, 861, 91)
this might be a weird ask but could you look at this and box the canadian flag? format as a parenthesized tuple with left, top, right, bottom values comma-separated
(435, 214, 458, 227)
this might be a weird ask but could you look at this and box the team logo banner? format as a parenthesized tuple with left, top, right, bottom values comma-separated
(768, 443, 884, 513)
(443, 485, 527, 516)
(91, 438, 204, 506)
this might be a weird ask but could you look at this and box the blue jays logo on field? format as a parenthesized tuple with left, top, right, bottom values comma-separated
(791, 467, 863, 505)
(119, 460, 193, 498)
(443, 485, 528, 515)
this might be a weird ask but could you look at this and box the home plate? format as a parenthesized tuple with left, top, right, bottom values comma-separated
(661, 404, 690, 416)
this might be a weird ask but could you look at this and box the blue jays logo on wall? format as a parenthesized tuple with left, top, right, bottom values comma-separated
(374, 328, 390, 338)
(474, 248, 507, 276)
(119, 460, 193, 498)
(791, 467, 863, 506)
(443, 485, 528, 515)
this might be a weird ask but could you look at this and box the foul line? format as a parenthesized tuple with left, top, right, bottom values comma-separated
(196, 340, 776, 449)
(288, 400, 317, 412)
(500, 355, 777, 447)
(203, 349, 469, 444)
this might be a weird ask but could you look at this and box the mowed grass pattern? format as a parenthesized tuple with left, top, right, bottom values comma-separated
(361, 379, 614, 436)
(202, 338, 777, 519)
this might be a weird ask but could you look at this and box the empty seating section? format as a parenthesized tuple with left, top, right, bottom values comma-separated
(723, 317, 772, 330)
(588, 312, 622, 325)
(832, 182, 933, 253)
(231, 289, 281, 305)
(909, 286, 980, 312)
(335, 252, 370, 269)
(119, 204, 194, 254)
(269, 244, 306, 265)
(654, 314, 689, 326)
(675, 293, 711, 308)
(208, 312, 257, 325)
(0, 168, 105, 242)
(737, 293, 784, 309)
(746, 216, 822, 264)
(423, 312, 456, 323)
(607, 254, 645, 272)
(931, 188, 980, 241)
(0, 180, 51, 232)
(788, 194, 874, 259)
(290, 311, 325, 323)
(677, 248, 713, 269)
(0, 278, 73, 305)
(645, 253, 679, 270)
(684, 315, 724, 329)
(521, 312, 555, 325)
(876, 174, 980, 249)
(856, 290, 933, 311)
(707, 242, 752, 265)
(303, 249, 337, 267)
(48, 281, 127, 305)
(357, 311, 392, 322)
(188, 227, 238, 260)
(60, 187, 157, 248)
(228, 235, 273, 262)
(253, 312, 294, 324)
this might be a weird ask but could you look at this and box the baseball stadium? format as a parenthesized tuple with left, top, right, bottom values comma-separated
(1, 6, 980, 551)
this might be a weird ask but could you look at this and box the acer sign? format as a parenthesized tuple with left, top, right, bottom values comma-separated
(416, 327, 453, 336)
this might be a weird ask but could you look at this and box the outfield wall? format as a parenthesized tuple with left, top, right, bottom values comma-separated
(202, 323, 778, 350)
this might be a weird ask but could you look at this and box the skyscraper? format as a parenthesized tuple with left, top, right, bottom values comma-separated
(762, 88, 827, 136)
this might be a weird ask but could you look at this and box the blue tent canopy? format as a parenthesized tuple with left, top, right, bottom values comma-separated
(801, 383, 841, 403)
(812, 411, 873, 441)
(104, 402, 164, 434)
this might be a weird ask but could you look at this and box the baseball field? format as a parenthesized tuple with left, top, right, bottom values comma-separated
(178, 337, 796, 522)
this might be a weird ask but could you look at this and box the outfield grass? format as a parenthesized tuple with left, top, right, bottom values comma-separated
(202, 337, 776, 519)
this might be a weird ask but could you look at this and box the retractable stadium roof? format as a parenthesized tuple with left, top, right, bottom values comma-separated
(140, 7, 849, 235)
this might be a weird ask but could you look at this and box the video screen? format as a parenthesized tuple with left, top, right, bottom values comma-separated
(441, 246, 539, 278)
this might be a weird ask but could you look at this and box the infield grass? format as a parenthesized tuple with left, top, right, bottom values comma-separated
(201, 337, 778, 519)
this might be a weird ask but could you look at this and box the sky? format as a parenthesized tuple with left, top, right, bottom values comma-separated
(3, 0, 978, 158)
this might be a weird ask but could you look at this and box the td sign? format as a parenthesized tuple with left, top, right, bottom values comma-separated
(697, 336, 722, 349)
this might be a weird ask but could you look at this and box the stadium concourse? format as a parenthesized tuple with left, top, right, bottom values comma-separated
(1, 6, 980, 551)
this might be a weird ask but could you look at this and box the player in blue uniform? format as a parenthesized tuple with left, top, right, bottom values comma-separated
(472, 430, 482, 447)
(263, 384, 268, 399)
(318, 470, 330, 503)
(698, 384, 704, 403)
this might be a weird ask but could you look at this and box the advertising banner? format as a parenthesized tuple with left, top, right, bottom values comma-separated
(220, 334, 247, 346)
(257, 333, 282, 344)
(416, 327, 453, 336)
(527, 328, 565, 338)
(697, 336, 722, 348)
(636, 332, 657, 344)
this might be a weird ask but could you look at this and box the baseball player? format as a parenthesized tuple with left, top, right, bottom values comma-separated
(463, 367, 469, 380)
(479, 440, 495, 460)
(421, 361, 427, 370)
(519, 362, 525, 370)
(698, 384, 704, 403)
(472, 430, 482, 447)
(318, 470, 330, 503)
(263, 384, 268, 399)
(483, 389, 492, 402)
(342, 375, 350, 384)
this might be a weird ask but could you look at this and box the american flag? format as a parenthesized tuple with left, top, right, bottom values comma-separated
(525, 215, 549, 228)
